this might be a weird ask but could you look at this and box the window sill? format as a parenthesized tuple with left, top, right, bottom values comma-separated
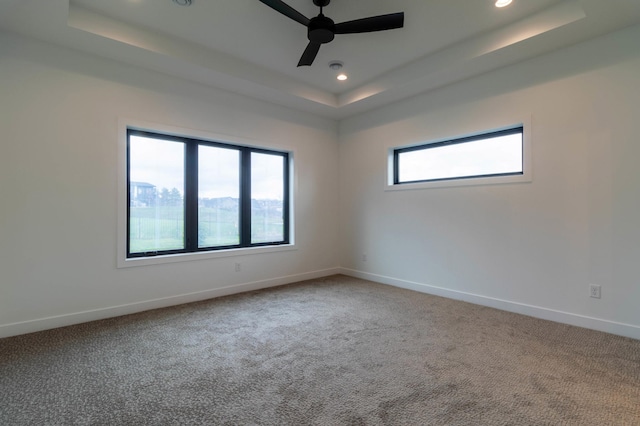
(385, 172, 532, 191)
(117, 243, 297, 269)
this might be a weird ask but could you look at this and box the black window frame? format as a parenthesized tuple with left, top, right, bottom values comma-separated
(126, 129, 290, 258)
(393, 126, 524, 185)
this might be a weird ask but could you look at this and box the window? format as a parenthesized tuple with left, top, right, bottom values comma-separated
(393, 127, 524, 185)
(127, 129, 289, 258)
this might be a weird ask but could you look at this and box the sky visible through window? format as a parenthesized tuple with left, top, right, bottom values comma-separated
(130, 136, 185, 196)
(398, 133, 522, 182)
(130, 135, 284, 200)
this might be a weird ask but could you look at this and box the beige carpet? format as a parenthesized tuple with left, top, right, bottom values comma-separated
(1, 275, 639, 425)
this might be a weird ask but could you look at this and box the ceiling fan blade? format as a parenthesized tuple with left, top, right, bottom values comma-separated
(258, 0, 310, 27)
(297, 41, 321, 67)
(334, 12, 404, 34)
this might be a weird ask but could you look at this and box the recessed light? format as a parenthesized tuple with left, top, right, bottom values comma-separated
(172, 0, 192, 6)
(495, 0, 513, 7)
(337, 74, 348, 81)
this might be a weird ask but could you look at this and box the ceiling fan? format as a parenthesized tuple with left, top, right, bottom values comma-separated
(258, 0, 405, 67)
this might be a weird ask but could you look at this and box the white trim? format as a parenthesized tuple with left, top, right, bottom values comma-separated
(385, 117, 533, 191)
(120, 244, 298, 268)
(5, 267, 638, 341)
(117, 118, 297, 269)
(0, 268, 341, 339)
(340, 268, 640, 341)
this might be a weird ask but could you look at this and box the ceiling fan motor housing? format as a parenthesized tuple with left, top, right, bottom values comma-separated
(308, 15, 335, 43)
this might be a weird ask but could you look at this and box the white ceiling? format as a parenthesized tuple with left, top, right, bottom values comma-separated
(1, 0, 640, 119)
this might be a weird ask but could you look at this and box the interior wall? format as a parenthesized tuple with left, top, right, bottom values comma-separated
(0, 34, 340, 337)
(2, 24, 639, 340)
(338, 24, 640, 339)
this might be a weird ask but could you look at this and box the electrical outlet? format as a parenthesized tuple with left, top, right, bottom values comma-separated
(590, 284, 601, 299)
(362, 254, 367, 262)
(235, 262, 241, 272)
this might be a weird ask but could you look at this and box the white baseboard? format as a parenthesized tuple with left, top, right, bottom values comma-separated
(340, 268, 640, 341)
(0, 267, 341, 339)
(6, 267, 637, 341)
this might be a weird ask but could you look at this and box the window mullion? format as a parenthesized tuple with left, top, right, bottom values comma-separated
(240, 148, 252, 247)
(282, 154, 290, 244)
(393, 150, 400, 185)
(126, 133, 132, 256)
(185, 142, 198, 251)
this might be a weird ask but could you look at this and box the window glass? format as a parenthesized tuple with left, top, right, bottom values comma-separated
(198, 145, 240, 248)
(251, 152, 285, 244)
(396, 128, 523, 184)
(129, 136, 185, 254)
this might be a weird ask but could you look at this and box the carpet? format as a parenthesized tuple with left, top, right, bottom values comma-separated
(1, 275, 639, 425)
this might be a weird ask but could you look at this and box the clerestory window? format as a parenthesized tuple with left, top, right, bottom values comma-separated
(393, 127, 524, 185)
